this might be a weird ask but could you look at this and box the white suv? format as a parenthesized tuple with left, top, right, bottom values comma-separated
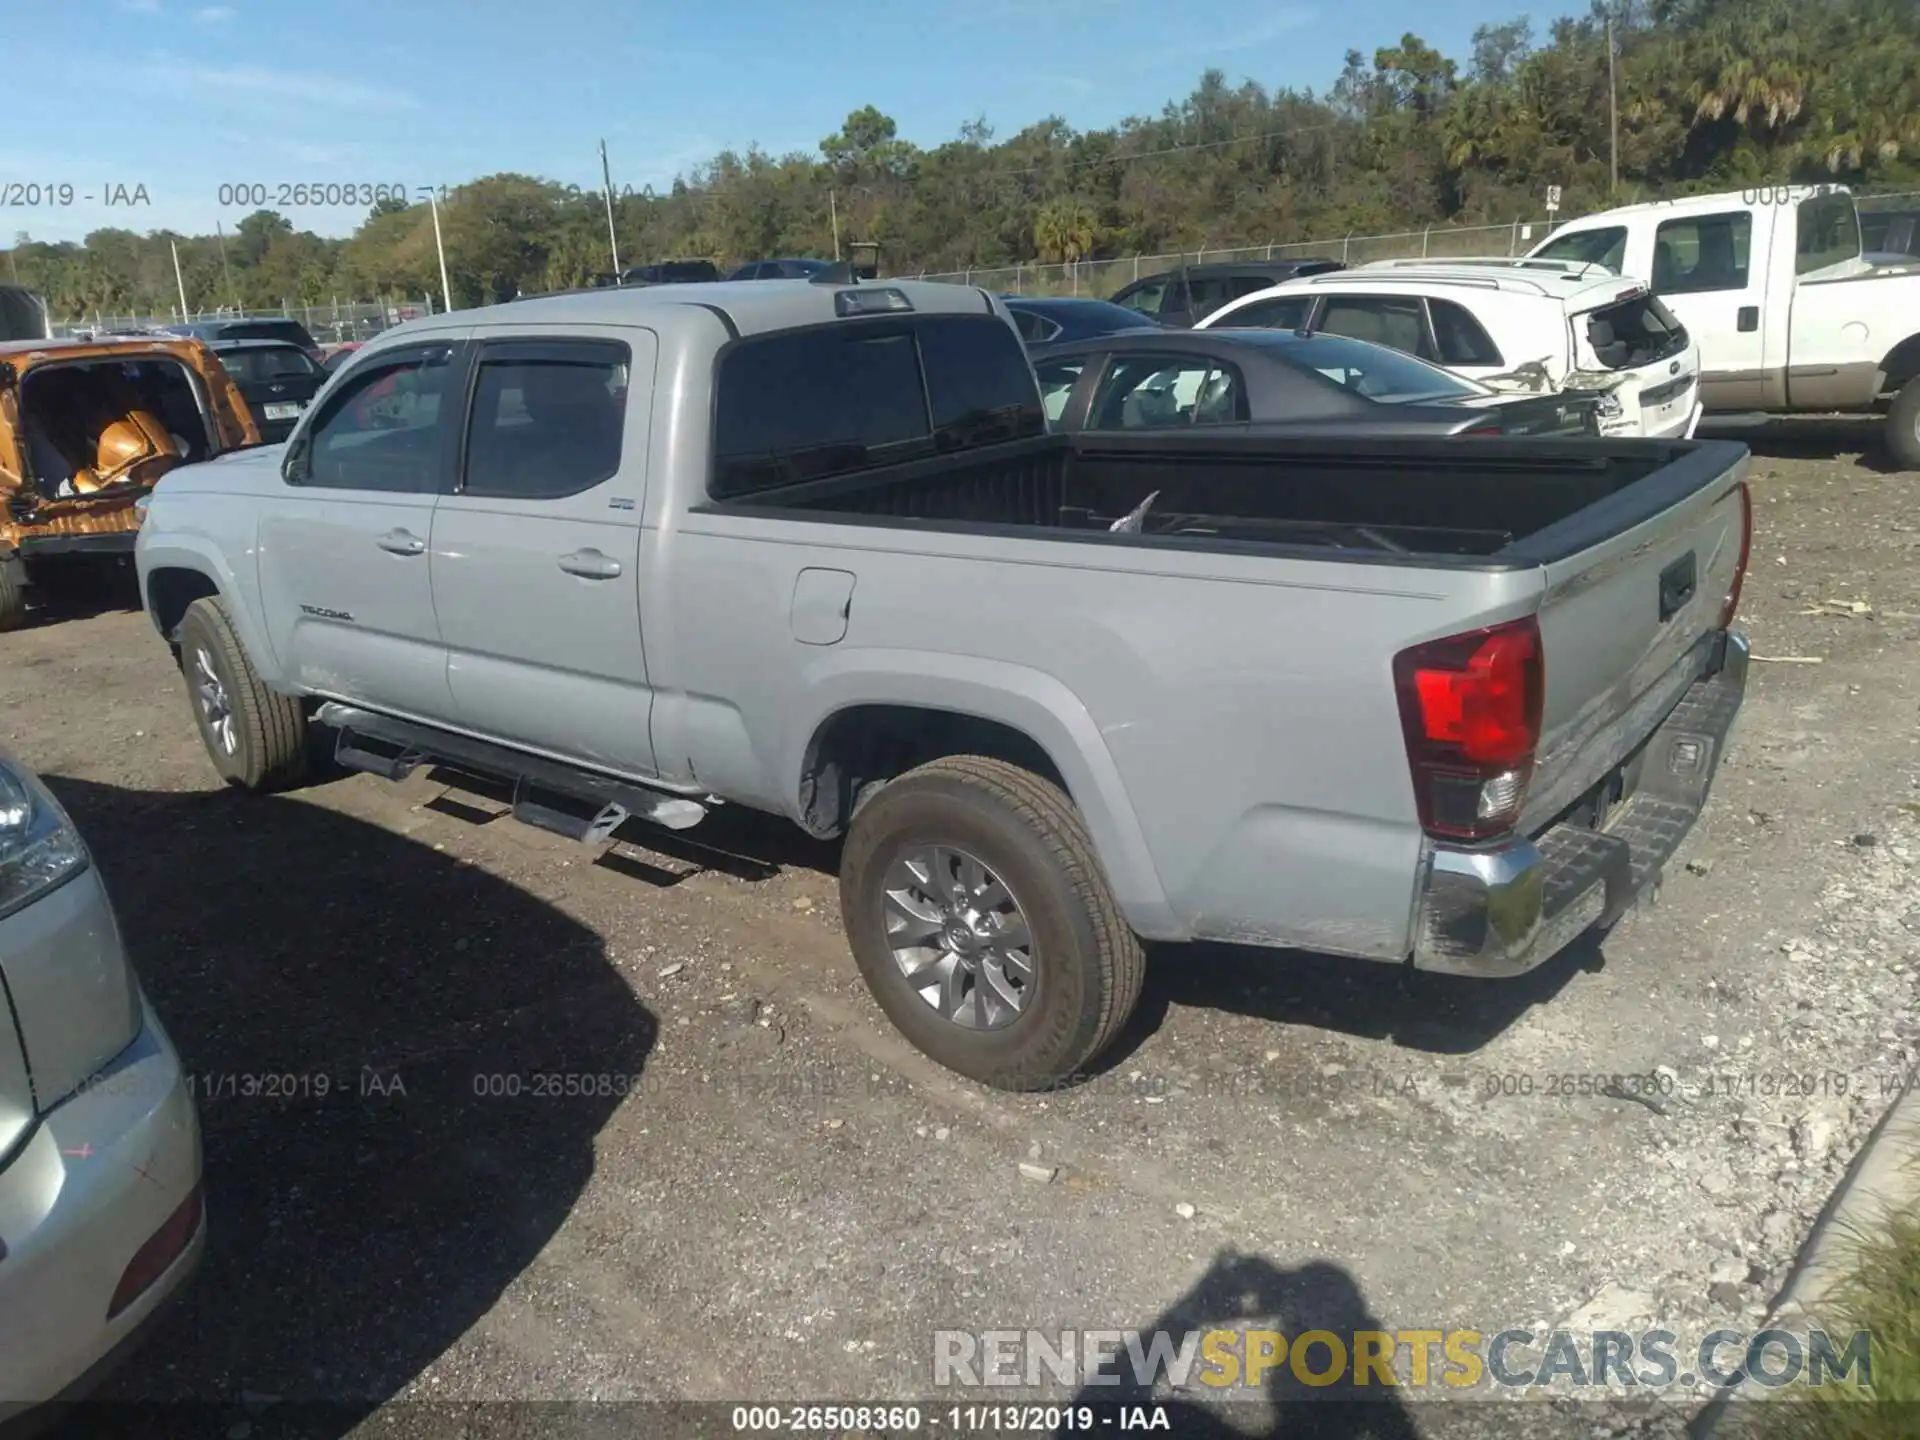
(1198, 259, 1704, 439)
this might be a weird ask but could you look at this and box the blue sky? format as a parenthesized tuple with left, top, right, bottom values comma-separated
(5, 0, 1583, 245)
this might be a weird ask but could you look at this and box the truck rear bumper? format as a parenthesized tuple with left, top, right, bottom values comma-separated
(1411, 629, 1748, 978)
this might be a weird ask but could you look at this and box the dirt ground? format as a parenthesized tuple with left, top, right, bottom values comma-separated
(3, 419, 1917, 1439)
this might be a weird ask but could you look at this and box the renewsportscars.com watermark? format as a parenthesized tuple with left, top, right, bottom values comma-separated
(934, 1327, 1873, 1394)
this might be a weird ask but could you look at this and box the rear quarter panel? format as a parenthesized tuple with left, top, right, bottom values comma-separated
(646, 507, 1545, 956)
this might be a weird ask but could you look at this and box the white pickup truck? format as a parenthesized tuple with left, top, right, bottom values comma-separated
(1527, 185, 1920, 466)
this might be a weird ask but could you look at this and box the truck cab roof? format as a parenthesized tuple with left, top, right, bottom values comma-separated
(1550, 184, 1853, 229)
(387, 278, 1002, 343)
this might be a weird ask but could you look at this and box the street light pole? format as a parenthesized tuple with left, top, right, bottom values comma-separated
(600, 138, 623, 276)
(427, 188, 453, 313)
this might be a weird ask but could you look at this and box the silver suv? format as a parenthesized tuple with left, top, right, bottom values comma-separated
(0, 751, 204, 1420)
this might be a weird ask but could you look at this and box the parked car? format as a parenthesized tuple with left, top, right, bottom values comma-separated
(727, 259, 835, 281)
(0, 335, 260, 630)
(1000, 296, 1163, 346)
(1107, 259, 1346, 328)
(207, 339, 328, 443)
(620, 260, 721, 285)
(0, 749, 204, 1423)
(1031, 328, 1601, 437)
(162, 318, 322, 363)
(319, 341, 364, 375)
(1525, 184, 1920, 465)
(1199, 259, 1703, 439)
(137, 277, 1751, 1090)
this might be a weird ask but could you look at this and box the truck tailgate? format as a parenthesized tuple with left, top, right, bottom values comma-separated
(1517, 440, 1750, 834)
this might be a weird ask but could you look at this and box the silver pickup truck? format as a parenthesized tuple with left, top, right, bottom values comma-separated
(134, 277, 1753, 1090)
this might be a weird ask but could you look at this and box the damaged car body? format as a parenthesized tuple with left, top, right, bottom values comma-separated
(1200, 261, 1704, 439)
(0, 336, 259, 630)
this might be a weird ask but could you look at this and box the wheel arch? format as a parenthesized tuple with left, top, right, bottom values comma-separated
(784, 655, 1178, 939)
(1878, 332, 1920, 392)
(138, 537, 285, 686)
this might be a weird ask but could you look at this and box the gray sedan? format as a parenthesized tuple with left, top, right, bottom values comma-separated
(0, 751, 203, 1422)
(1032, 327, 1601, 437)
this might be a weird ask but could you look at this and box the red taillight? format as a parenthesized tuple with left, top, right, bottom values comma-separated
(1461, 423, 1504, 437)
(107, 1181, 203, 1320)
(1393, 617, 1544, 841)
(1720, 480, 1752, 628)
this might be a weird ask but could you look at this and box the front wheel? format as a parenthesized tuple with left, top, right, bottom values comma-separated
(177, 597, 309, 791)
(1888, 377, 1920, 470)
(838, 755, 1146, 1091)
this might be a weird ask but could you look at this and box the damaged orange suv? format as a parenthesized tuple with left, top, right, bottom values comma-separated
(0, 335, 260, 630)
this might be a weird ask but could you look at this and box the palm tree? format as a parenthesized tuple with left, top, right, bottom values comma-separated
(1033, 198, 1098, 264)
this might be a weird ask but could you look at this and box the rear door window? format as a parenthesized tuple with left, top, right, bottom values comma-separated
(1184, 277, 1233, 318)
(1795, 194, 1862, 275)
(1224, 295, 1310, 330)
(1430, 299, 1503, 366)
(1089, 356, 1245, 429)
(1317, 296, 1437, 361)
(461, 341, 631, 499)
(1652, 213, 1752, 294)
(1035, 358, 1084, 424)
(710, 316, 1042, 498)
(1112, 280, 1166, 316)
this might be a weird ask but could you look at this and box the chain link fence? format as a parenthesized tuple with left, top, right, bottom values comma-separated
(908, 189, 1920, 296)
(50, 298, 435, 343)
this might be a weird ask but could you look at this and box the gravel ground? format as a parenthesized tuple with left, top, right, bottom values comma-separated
(4, 419, 1917, 1439)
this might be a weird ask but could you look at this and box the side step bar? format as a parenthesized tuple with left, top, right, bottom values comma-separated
(315, 702, 709, 841)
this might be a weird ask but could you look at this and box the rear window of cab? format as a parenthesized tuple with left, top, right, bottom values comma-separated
(710, 314, 1045, 499)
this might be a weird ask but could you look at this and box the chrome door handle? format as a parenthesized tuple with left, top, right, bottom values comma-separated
(377, 529, 425, 556)
(558, 548, 622, 579)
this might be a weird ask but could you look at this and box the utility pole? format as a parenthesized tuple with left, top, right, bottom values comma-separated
(170, 239, 191, 321)
(829, 187, 842, 261)
(1607, 15, 1620, 197)
(599, 138, 623, 276)
(215, 220, 240, 311)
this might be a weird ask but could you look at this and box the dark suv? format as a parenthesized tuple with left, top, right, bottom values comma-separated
(1106, 259, 1345, 328)
(727, 258, 835, 280)
(163, 317, 322, 360)
(620, 260, 721, 285)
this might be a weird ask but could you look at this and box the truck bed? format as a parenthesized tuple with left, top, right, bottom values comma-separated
(711, 430, 1744, 569)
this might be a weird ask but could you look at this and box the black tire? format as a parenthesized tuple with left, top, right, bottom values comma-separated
(0, 555, 24, 633)
(838, 754, 1147, 1091)
(177, 596, 309, 791)
(1888, 377, 1920, 470)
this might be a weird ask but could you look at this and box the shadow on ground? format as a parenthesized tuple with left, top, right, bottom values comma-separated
(14, 557, 143, 631)
(419, 768, 1592, 1073)
(1114, 931, 1600, 1064)
(1700, 415, 1905, 475)
(41, 776, 656, 1439)
(1056, 1249, 1422, 1439)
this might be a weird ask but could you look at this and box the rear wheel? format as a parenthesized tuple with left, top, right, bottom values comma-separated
(838, 755, 1146, 1091)
(0, 553, 24, 633)
(1888, 377, 1920, 470)
(177, 597, 308, 791)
